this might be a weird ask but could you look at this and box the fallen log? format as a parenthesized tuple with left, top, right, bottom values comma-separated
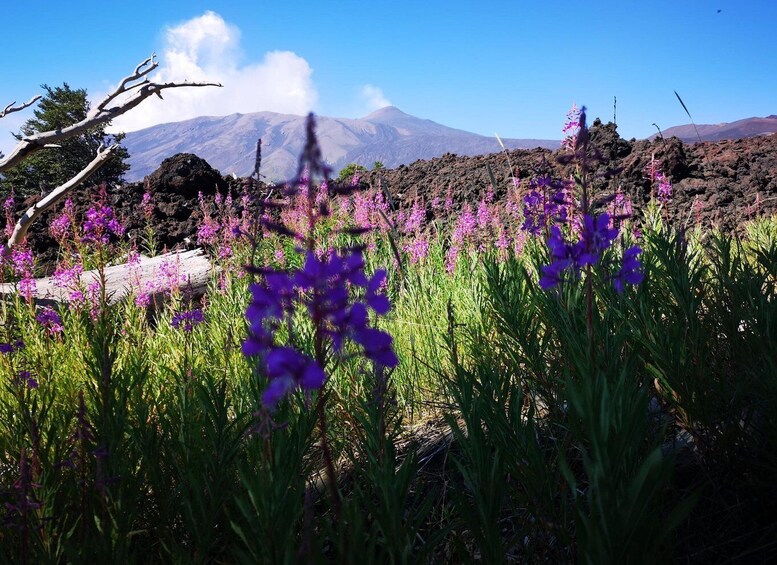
(0, 248, 214, 307)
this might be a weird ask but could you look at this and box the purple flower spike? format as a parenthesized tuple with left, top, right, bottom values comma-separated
(82, 204, 124, 244)
(36, 308, 63, 335)
(575, 214, 618, 267)
(171, 308, 205, 332)
(243, 114, 397, 409)
(613, 246, 644, 293)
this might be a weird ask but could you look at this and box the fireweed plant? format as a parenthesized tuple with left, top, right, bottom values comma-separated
(241, 114, 398, 517)
(520, 107, 691, 563)
(538, 107, 643, 297)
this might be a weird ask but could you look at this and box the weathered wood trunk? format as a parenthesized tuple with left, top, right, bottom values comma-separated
(0, 248, 214, 307)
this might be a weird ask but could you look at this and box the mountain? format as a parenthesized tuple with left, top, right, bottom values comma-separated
(651, 115, 777, 143)
(120, 106, 560, 182)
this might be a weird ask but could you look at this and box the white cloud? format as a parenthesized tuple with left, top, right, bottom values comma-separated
(359, 84, 392, 112)
(107, 11, 318, 133)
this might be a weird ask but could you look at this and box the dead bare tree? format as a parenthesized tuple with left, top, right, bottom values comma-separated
(1, 54, 221, 248)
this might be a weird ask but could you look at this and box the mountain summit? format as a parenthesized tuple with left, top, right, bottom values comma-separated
(651, 115, 777, 143)
(121, 107, 559, 182)
(362, 105, 413, 121)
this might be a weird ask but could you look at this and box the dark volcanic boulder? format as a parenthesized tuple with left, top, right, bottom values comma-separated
(145, 153, 228, 199)
(121, 153, 230, 251)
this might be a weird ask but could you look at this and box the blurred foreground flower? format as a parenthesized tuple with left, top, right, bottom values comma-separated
(243, 113, 397, 408)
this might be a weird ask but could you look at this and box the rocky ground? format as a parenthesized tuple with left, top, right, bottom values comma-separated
(364, 119, 777, 231)
(11, 121, 777, 274)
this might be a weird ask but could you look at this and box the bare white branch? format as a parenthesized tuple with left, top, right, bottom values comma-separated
(0, 95, 42, 119)
(6, 145, 118, 248)
(96, 53, 158, 113)
(0, 54, 222, 173)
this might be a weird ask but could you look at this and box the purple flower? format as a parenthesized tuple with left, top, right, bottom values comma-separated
(36, 308, 63, 335)
(244, 248, 397, 407)
(243, 114, 397, 409)
(539, 260, 568, 290)
(261, 347, 326, 407)
(352, 327, 398, 367)
(539, 214, 619, 290)
(613, 246, 644, 293)
(17, 371, 38, 389)
(574, 213, 619, 267)
(0, 340, 24, 355)
(82, 205, 124, 244)
(171, 309, 205, 332)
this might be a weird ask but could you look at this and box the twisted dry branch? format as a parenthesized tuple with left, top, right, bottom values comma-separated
(0, 53, 221, 173)
(0, 95, 42, 119)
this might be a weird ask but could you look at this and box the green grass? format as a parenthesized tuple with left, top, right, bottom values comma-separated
(1, 200, 776, 563)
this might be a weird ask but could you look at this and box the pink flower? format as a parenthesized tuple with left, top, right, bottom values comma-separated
(10, 248, 34, 277)
(476, 199, 492, 230)
(159, 258, 185, 294)
(82, 205, 124, 244)
(403, 238, 429, 264)
(562, 102, 581, 151)
(403, 202, 426, 233)
(135, 292, 152, 308)
(50, 213, 71, 243)
(451, 206, 477, 246)
(496, 229, 511, 253)
(19, 276, 36, 301)
(197, 217, 220, 245)
(446, 246, 460, 273)
(53, 263, 83, 302)
(142, 190, 154, 219)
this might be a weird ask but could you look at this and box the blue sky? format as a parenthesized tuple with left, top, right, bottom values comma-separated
(1, 1, 775, 155)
